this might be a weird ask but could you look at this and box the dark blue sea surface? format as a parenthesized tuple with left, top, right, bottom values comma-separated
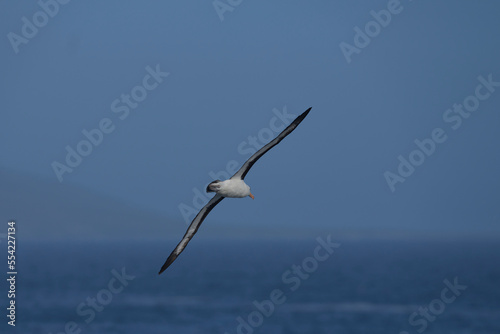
(4, 238, 500, 333)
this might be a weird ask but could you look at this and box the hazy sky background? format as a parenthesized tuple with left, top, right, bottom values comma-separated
(1, 0, 499, 240)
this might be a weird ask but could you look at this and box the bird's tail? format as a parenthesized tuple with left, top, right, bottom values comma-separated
(206, 180, 221, 193)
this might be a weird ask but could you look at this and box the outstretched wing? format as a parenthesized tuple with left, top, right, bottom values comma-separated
(231, 107, 312, 180)
(158, 194, 224, 274)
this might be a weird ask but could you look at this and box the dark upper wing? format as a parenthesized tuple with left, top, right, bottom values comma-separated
(158, 194, 224, 274)
(231, 107, 312, 180)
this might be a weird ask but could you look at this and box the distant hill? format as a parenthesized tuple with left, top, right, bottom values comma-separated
(0, 168, 178, 240)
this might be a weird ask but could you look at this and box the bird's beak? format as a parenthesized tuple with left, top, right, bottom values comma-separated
(249, 193, 255, 200)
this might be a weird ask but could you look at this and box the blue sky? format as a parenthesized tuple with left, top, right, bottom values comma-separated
(1, 0, 499, 239)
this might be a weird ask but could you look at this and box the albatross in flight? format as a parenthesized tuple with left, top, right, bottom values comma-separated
(159, 107, 312, 274)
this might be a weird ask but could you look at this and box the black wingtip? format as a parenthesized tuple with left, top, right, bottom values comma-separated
(158, 253, 177, 275)
(158, 263, 169, 275)
(293, 107, 312, 125)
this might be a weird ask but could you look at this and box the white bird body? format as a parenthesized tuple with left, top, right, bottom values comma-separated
(206, 179, 253, 198)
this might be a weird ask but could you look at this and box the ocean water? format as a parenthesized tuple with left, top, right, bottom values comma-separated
(3, 238, 500, 334)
